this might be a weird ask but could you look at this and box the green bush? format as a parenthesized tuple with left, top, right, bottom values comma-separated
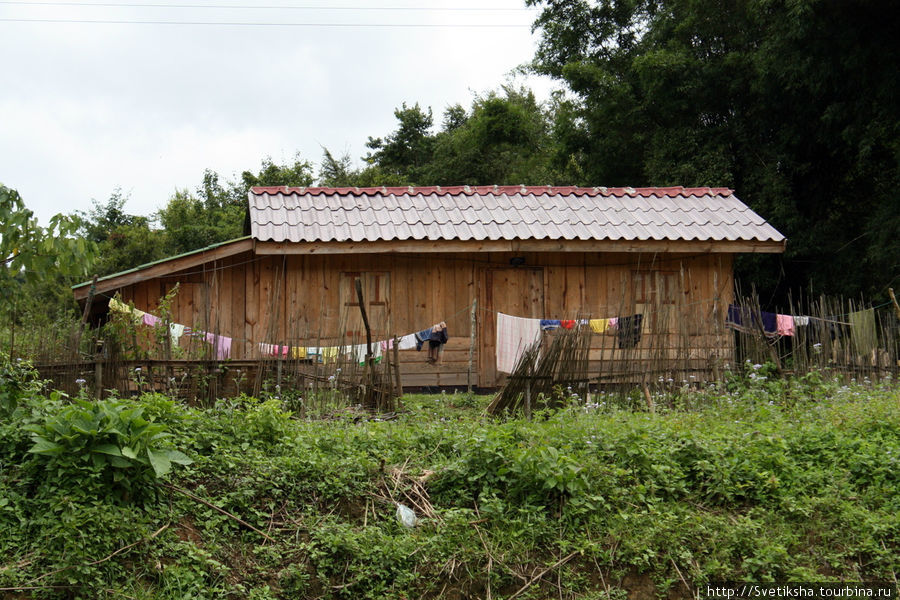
(24, 396, 192, 500)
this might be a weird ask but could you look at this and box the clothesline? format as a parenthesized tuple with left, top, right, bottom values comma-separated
(494, 311, 645, 374)
(107, 295, 452, 364)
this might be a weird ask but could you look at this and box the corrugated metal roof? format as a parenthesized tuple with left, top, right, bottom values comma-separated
(248, 185, 785, 245)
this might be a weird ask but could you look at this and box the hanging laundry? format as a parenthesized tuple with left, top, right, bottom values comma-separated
(608, 317, 618, 331)
(320, 346, 339, 364)
(414, 327, 433, 351)
(727, 305, 778, 334)
(352, 343, 383, 365)
(617, 314, 643, 349)
(109, 297, 145, 323)
(589, 318, 609, 334)
(427, 322, 448, 364)
(204, 332, 231, 360)
(776, 314, 794, 336)
(560, 320, 576, 330)
(108, 297, 129, 313)
(760, 311, 777, 334)
(380, 338, 394, 351)
(793, 316, 810, 327)
(849, 308, 877, 356)
(539, 319, 560, 330)
(141, 313, 161, 327)
(169, 323, 185, 344)
(290, 346, 306, 359)
(726, 304, 745, 326)
(496, 312, 542, 374)
(259, 343, 286, 357)
(397, 333, 417, 350)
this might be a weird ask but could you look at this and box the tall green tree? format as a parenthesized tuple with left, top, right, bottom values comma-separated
(427, 87, 559, 184)
(364, 103, 435, 184)
(527, 0, 900, 301)
(1, 184, 97, 352)
(158, 154, 315, 256)
(77, 189, 166, 277)
(353, 89, 561, 187)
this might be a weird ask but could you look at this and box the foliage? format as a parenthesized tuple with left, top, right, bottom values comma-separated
(427, 86, 559, 184)
(155, 154, 315, 257)
(77, 188, 167, 277)
(2, 365, 898, 598)
(526, 0, 900, 302)
(24, 396, 192, 496)
(330, 88, 564, 188)
(0, 352, 42, 417)
(364, 103, 435, 184)
(1, 184, 97, 350)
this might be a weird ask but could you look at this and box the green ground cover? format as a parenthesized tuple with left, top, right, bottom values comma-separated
(1, 358, 898, 599)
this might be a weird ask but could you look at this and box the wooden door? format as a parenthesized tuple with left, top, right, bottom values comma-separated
(479, 268, 545, 386)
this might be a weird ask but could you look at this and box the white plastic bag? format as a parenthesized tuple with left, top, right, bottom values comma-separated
(395, 503, 417, 528)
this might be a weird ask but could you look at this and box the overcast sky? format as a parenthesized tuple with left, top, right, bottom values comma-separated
(0, 0, 556, 225)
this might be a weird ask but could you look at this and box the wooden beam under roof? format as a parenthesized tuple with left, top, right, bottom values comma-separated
(72, 238, 254, 301)
(253, 238, 786, 256)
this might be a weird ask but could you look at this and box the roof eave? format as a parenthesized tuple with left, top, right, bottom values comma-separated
(72, 237, 254, 301)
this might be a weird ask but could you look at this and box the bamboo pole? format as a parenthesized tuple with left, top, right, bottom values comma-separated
(72, 274, 98, 358)
(467, 297, 477, 393)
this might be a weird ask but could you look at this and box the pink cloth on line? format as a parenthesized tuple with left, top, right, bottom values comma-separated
(259, 343, 289, 357)
(205, 332, 232, 360)
(776, 314, 794, 336)
(495, 312, 542, 374)
(141, 313, 161, 327)
(608, 317, 618, 330)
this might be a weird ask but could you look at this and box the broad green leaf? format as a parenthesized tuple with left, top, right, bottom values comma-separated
(29, 437, 65, 455)
(165, 450, 193, 466)
(147, 448, 172, 478)
(92, 444, 123, 456)
(121, 446, 137, 459)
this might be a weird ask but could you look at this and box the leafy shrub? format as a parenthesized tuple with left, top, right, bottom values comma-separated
(0, 352, 42, 416)
(24, 396, 192, 499)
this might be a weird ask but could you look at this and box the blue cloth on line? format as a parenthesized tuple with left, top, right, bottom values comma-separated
(540, 319, 560, 330)
(414, 327, 433, 351)
(727, 304, 777, 334)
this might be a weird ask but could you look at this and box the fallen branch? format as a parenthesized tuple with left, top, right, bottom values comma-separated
(164, 483, 276, 543)
(507, 551, 578, 600)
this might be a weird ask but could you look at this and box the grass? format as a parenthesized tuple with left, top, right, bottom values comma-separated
(1, 360, 899, 599)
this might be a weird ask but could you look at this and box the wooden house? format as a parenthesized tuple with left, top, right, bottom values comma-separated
(72, 185, 785, 388)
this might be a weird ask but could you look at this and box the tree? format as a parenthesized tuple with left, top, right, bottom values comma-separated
(1, 184, 96, 353)
(364, 103, 435, 184)
(158, 154, 315, 256)
(238, 154, 315, 193)
(427, 87, 559, 185)
(77, 189, 166, 277)
(526, 0, 900, 301)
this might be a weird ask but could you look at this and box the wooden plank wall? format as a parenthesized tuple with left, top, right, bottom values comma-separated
(113, 249, 734, 388)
